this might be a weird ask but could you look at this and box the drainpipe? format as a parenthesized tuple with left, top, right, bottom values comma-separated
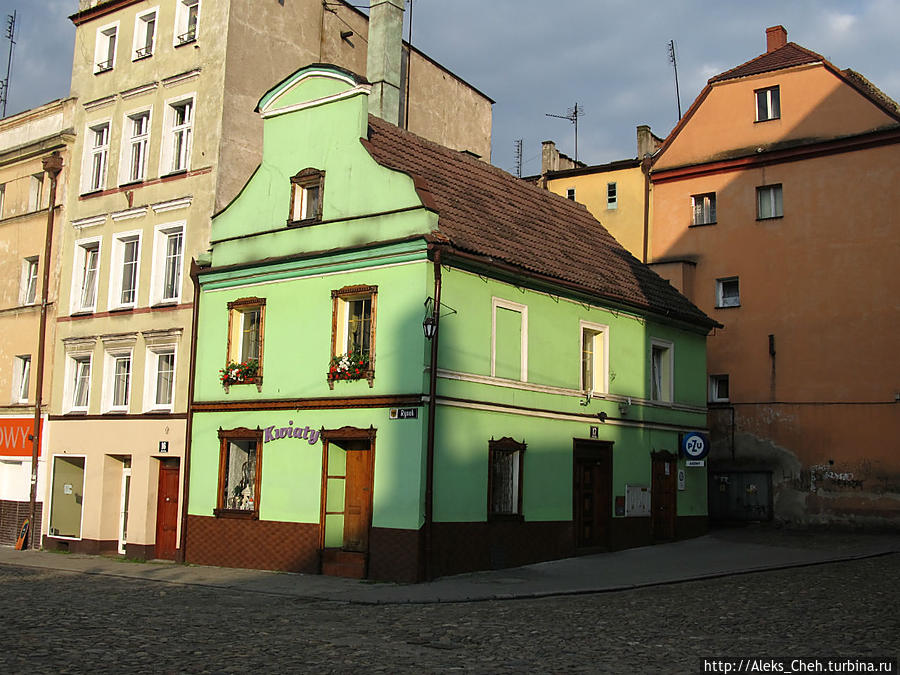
(423, 248, 442, 580)
(641, 154, 652, 264)
(26, 151, 63, 549)
(176, 259, 203, 563)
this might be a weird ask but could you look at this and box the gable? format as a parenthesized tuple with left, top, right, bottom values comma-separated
(256, 65, 370, 119)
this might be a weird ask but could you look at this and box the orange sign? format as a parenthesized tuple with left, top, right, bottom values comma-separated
(0, 418, 42, 458)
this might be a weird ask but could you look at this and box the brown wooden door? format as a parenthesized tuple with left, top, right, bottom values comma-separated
(651, 452, 676, 541)
(343, 448, 373, 552)
(155, 460, 180, 560)
(573, 441, 612, 549)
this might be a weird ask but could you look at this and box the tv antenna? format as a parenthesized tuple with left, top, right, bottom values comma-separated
(1, 10, 17, 118)
(546, 102, 584, 163)
(668, 39, 683, 120)
(513, 139, 523, 178)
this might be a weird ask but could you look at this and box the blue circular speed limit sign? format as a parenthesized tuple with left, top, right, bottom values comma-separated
(682, 432, 709, 459)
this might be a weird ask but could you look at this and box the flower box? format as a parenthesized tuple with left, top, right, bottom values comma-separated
(327, 351, 373, 389)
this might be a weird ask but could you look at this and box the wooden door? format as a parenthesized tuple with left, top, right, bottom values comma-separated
(651, 452, 676, 541)
(155, 460, 180, 560)
(573, 441, 612, 549)
(343, 448, 372, 552)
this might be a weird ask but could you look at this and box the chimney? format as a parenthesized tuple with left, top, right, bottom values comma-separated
(366, 0, 405, 125)
(636, 125, 657, 158)
(766, 25, 787, 53)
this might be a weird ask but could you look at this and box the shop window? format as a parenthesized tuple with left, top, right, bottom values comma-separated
(225, 297, 265, 385)
(650, 339, 673, 403)
(289, 168, 324, 224)
(580, 321, 608, 394)
(491, 297, 528, 381)
(215, 428, 262, 518)
(330, 286, 376, 386)
(49, 456, 86, 538)
(488, 437, 526, 519)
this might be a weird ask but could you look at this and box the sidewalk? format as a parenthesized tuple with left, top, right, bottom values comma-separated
(2, 527, 898, 605)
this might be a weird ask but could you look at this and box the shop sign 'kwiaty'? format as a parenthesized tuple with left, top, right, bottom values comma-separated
(264, 421, 320, 445)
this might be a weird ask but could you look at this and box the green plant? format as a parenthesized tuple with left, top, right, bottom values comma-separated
(328, 350, 370, 381)
(220, 359, 259, 385)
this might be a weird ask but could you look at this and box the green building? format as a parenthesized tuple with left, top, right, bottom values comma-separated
(184, 64, 718, 582)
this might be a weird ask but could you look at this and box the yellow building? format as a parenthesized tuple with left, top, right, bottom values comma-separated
(44, 0, 493, 560)
(0, 98, 74, 546)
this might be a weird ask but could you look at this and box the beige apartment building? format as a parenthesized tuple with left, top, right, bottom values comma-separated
(0, 98, 74, 546)
(45, 0, 492, 559)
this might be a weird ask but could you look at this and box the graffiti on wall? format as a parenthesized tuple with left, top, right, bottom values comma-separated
(808, 464, 864, 492)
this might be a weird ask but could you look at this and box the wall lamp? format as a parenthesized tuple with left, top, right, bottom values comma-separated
(423, 297, 456, 340)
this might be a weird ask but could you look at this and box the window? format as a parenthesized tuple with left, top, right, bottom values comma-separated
(105, 352, 132, 411)
(692, 192, 716, 225)
(69, 355, 92, 412)
(21, 257, 38, 306)
(124, 111, 150, 183)
(72, 239, 101, 313)
(488, 437, 526, 518)
(145, 348, 176, 411)
(0, 183, 5, 217)
(163, 99, 194, 173)
(566, 188, 576, 201)
(755, 86, 780, 122)
(330, 286, 376, 384)
(85, 122, 110, 192)
(151, 224, 184, 304)
(110, 233, 141, 309)
(133, 9, 157, 59)
(716, 277, 740, 308)
(48, 456, 86, 539)
(216, 428, 262, 517)
(175, 0, 200, 45)
(491, 297, 528, 381)
(226, 298, 265, 383)
(14, 355, 30, 403)
(757, 184, 783, 220)
(709, 374, 730, 403)
(580, 322, 608, 394)
(28, 174, 44, 211)
(607, 182, 617, 210)
(94, 23, 118, 73)
(289, 168, 324, 223)
(650, 339, 673, 403)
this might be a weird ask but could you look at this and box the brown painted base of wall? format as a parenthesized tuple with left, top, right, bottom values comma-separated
(370, 526, 423, 583)
(42, 536, 118, 555)
(609, 517, 653, 550)
(429, 520, 575, 578)
(0, 500, 42, 548)
(676, 515, 709, 540)
(125, 543, 158, 560)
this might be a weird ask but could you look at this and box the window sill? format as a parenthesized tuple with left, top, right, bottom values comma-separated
(327, 369, 374, 390)
(79, 189, 105, 198)
(174, 37, 197, 48)
(756, 215, 783, 222)
(689, 221, 717, 228)
(161, 169, 188, 179)
(94, 68, 114, 76)
(132, 53, 152, 62)
(108, 306, 136, 314)
(144, 408, 174, 415)
(222, 377, 263, 394)
(118, 180, 144, 189)
(286, 217, 322, 229)
(754, 118, 780, 124)
(213, 508, 258, 520)
(150, 300, 179, 309)
(65, 410, 88, 416)
(715, 304, 741, 309)
(488, 513, 524, 523)
(69, 309, 96, 317)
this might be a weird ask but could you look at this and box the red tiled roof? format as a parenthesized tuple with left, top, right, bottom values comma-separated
(362, 115, 715, 329)
(841, 69, 900, 118)
(709, 43, 824, 83)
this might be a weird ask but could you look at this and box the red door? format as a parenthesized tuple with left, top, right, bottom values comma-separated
(651, 452, 676, 541)
(155, 460, 180, 560)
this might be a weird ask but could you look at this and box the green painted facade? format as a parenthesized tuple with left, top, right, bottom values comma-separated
(187, 65, 712, 578)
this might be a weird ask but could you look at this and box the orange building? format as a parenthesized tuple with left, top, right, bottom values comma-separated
(649, 26, 900, 527)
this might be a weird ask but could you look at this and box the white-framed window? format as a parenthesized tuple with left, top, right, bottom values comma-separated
(757, 184, 783, 220)
(150, 223, 184, 304)
(28, 174, 44, 211)
(71, 237, 102, 313)
(716, 277, 740, 308)
(13, 355, 31, 403)
(122, 109, 151, 184)
(174, 0, 200, 46)
(650, 338, 674, 403)
(109, 232, 141, 309)
(67, 354, 93, 412)
(133, 8, 157, 59)
(94, 21, 119, 73)
(20, 256, 38, 306)
(145, 347, 176, 411)
(48, 455, 87, 539)
(103, 350, 133, 412)
(580, 321, 609, 394)
(84, 122, 111, 192)
(161, 97, 194, 174)
(566, 188, 576, 201)
(692, 192, 716, 225)
(709, 374, 730, 403)
(755, 85, 780, 122)
(491, 297, 528, 382)
(607, 182, 617, 210)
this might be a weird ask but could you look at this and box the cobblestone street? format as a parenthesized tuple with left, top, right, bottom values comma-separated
(1, 553, 897, 673)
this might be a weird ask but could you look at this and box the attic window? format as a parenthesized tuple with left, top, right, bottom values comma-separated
(289, 168, 324, 225)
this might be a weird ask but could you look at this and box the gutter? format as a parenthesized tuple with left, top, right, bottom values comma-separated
(423, 248, 442, 581)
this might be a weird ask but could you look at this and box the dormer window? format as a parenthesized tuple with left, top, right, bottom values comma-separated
(289, 168, 325, 224)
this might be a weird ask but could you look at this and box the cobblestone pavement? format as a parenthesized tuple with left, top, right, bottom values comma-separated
(1, 554, 897, 674)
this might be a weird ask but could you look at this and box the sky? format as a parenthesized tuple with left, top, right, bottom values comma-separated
(1, 0, 898, 176)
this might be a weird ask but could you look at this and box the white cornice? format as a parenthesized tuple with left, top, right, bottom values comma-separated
(260, 85, 371, 120)
(111, 206, 148, 221)
(121, 82, 159, 100)
(151, 196, 192, 213)
(71, 215, 107, 230)
(162, 69, 201, 88)
(84, 95, 116, 112)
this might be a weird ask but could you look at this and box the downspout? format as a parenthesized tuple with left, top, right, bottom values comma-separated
(177, 259, 203, 563)
(641, 154, 652, 264)
(26, 151, 63, 549)
(423, 248, 442, 580)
